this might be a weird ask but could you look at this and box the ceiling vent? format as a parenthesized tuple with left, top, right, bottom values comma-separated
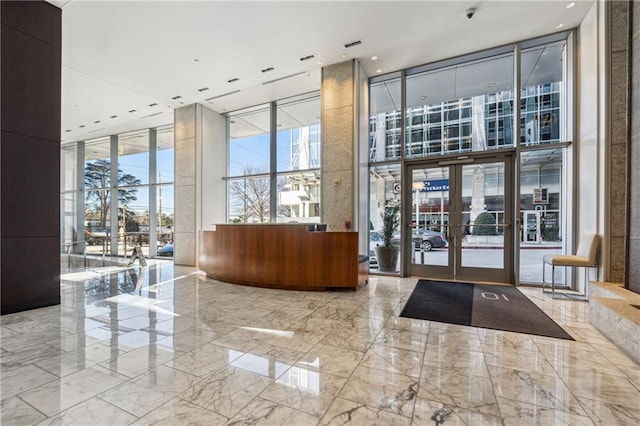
(197, 87, 209, 92)
(129, 109, 137, 113)
(171, 95, 182, 100)
(262, 71, 307, 85)
(261, 67, 275, 73)
(299, 54, 315, 62)
(344, 40, 362, 48)
(227, 77, 240, 83)
(148, 103, 158, 107)
(110, 115, 118, 119)
(205, 90, 241, 101)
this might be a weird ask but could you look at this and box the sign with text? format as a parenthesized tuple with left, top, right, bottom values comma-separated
(422, 179, 449, 192)
(533, 187, 548, 204)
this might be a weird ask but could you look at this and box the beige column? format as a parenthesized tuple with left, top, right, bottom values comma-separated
(321, 60, 368, 234)
(608, 0, 629, 283)
(174, 104, 198, 265)
(173, 104, 227, 266)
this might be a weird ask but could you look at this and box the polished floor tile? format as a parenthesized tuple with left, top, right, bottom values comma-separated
(1, 260, 639, 425)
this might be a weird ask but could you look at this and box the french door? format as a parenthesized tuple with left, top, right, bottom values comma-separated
(405, 156, 513, 283)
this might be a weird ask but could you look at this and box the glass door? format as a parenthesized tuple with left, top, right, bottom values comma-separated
(406, 157, 513, 283)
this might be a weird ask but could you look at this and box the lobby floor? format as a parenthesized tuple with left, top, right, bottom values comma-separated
(2, 261, 639, 425)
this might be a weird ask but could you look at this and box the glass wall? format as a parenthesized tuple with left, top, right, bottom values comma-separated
(369, 164, 402, 273)
(276, 95, 321, 223)
(368, 32, 572, 282)
(62, 126, 175, 259)
(404, 50, 514, 158)
(227, 93, 321, 224)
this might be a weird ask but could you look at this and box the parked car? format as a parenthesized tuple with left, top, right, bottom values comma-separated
(413, 229, 447, 251)
(157, 243, 173, 257)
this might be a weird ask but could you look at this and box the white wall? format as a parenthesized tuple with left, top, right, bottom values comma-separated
(577, 0, 606, 285)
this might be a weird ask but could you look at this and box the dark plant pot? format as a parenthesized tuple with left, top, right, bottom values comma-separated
(374, 245, 399, 272)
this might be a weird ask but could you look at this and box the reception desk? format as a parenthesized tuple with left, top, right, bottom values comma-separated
(200, 224, 367, 291)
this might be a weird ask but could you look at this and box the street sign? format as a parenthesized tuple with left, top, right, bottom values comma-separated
(422, 179, 449, 192)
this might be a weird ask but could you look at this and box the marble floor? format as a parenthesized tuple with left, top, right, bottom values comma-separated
(2, 261, 639, 425)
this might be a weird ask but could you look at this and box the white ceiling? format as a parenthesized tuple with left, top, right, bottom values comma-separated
(52, 0, 593, 144)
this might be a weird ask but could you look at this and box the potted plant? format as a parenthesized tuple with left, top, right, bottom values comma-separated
(374, 200, 400, 272)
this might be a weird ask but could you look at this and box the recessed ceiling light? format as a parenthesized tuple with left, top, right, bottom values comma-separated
(420, 96, 428, 100)
(487, 82, 496, 88)
(261, 67, 274, 73)
(194, 58, 199, 62)
(371, 55, 378, 61)
(65, 129, 71, 132)
(376, 69, 382, 73)
(129, 109, 137, 113)
(227, 77, 239, 83)
(94, 120, 101, 123)
(110, 115, 118, 118)
(566, 2, 576, 9)
(79, 125, 85, 128)
(197, 87, 209, 92)
(341, 53, 348, 59)
(172, 95, 182, 100)
(317, 60, 324, 65)
(299, 54, 315, 62)
(555, 23, 564, 29)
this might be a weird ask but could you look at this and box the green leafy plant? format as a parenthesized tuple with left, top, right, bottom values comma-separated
(473, 211, 498, 236)
(380, 201, 400, 247)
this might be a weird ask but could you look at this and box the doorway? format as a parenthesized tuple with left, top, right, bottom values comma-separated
(405, 156, 513, 283)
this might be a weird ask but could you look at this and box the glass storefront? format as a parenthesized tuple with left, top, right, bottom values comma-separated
(368, 32, 572, 284)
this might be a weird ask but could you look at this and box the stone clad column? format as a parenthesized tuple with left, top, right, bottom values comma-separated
(174, 104, 227, 266)
(174, 104, 198, 265)
(321, 60, 367, 232)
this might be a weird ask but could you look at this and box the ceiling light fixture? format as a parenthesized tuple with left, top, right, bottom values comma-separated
(94, 120, 101, 123)
(299, 54, 315, 62)
(110, 115, 118, 118)
(129, 109, 137, 113)
(487, 82, 496, 88)
(197, 87, 209, 92)
(262, 71, 307, 85)
(344, 40, 362, 48)
(261, 67, 275, 73)
(376, 69, 382, 73)
(171, 95, 182, 100)
(316, 60, 324, 65)
(204, 90, 241, 101)
(79, 125, 85, 128)
(65, 129, 71, 132)
(194, 58, 199, 62)
(420, 96, 428, 100)
(227, 77, 240, 83)
(341, 53, 348, 59)
(566, 2, 576, 9)
(555, 23, 564, 29)
(371, 55, 378, 61)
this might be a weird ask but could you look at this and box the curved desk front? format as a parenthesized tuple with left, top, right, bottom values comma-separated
(200, 224, 367, 291)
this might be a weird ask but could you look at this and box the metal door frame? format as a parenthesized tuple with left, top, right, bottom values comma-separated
(404, 154, 514, 283)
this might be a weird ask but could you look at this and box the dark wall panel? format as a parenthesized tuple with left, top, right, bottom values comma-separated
(1, 1, 61, 314)
(1, 132, 60, 238)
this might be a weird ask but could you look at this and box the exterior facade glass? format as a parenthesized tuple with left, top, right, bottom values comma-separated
(368, 33, 571, 284)
(60, 124, 175, 259)
(227, 93, 321, 224)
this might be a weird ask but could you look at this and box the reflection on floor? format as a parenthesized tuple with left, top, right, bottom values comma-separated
(2, 261, 639, 425)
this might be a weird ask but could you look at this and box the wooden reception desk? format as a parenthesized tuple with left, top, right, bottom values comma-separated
(200, 224, 367, 291)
